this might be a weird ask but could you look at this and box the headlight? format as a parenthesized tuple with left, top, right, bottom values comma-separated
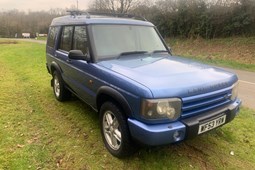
(231, 82, 238, 101)
(141, 98, 181, 121)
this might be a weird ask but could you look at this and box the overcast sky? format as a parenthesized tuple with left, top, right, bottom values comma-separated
(0, 0, 91, 11)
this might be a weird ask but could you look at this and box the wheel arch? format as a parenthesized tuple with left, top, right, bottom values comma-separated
(50, 61, 62, 75)
(50, 61, 63, 87)
(96, 86, 133, 118)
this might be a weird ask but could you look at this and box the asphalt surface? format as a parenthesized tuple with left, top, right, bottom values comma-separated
(13, 38, 46, 45)
(221, 68, 255, 110)
(6, 38, 255, 110)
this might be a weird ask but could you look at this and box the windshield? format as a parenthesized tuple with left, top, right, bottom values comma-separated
(91, 25, 167, 60)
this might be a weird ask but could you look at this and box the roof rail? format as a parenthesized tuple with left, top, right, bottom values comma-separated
(66, 10, 147, 21)
(88, 12, 147, 21)
(66, 10, 90, 18)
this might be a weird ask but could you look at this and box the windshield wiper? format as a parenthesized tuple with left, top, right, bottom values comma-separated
(152, 50, 169, 54)
(117, 51, 148, 59)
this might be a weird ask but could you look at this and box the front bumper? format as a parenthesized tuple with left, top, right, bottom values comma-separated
(128, 99, 241, 146)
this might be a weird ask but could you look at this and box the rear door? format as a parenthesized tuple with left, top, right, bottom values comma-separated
(55, 26, 74, 86)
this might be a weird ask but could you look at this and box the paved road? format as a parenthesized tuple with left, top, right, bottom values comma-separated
(5, 39, 255, 109)
(11, 38, 46, 45)
(220, 68, 255, 110)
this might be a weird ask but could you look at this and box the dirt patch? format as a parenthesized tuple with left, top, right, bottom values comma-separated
(0, 41, 18, 44)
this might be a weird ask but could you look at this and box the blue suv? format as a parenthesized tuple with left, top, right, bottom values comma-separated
(46, 11, 241, 157)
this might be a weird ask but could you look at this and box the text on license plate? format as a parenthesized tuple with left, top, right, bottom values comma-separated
(198, 115, 226, 134)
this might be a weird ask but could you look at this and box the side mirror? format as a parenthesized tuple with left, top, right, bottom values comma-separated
(68, 50, 89, 61)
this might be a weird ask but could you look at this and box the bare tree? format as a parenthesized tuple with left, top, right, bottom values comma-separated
(89, 0, 139, 13)
(0, 0, 255, 38)
(0, 9, 63, 38)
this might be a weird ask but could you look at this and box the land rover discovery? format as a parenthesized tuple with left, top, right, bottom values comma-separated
(46, 11, 241, 157)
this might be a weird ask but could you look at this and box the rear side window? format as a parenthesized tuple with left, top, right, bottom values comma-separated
(47, 26, 59, 48)
(73, 26, 88, 54)
(59, 26, 73, 52)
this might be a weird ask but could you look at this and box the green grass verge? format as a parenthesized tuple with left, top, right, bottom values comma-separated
(167, 37, 255, 72)
(0, 40, 254, 169)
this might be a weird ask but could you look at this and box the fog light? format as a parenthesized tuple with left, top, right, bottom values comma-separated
(173, 131, 183, 142)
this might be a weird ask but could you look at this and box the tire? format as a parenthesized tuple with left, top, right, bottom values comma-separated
(99, 102, 136, 158)
(52, 71, 71, 101)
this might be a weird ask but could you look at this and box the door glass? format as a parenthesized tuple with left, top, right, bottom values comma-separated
(73, 26, 88, 54)
(59, 26, 73, 52)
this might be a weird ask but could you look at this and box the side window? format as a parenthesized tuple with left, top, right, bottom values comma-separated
(73, 26, 88, 54)
(59, 26, 73, 52)
(47, 26, 59, 48)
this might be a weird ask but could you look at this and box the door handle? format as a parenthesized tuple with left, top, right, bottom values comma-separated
(66, 59, 72, 63)
(54, 54, 60, 58)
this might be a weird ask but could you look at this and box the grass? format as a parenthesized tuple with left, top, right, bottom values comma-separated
(167, 37, 255, 72)
(0, 39, 255, 169)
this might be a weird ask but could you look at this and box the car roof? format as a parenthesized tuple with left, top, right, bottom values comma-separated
(50, 15, 154, 27)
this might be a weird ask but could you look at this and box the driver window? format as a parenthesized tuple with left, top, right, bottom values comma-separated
(73, 26, 87, 54)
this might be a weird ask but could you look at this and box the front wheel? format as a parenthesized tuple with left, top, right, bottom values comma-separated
(99, 102, 136, 158)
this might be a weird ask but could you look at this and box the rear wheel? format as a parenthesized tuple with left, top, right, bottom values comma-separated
(100, 102, 136, 158)
(52, 71, 71, 101)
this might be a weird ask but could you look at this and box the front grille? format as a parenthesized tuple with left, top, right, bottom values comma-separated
(181, 87, 232, 118)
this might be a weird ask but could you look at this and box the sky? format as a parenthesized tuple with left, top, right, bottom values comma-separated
(0, 0, 91, 11)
